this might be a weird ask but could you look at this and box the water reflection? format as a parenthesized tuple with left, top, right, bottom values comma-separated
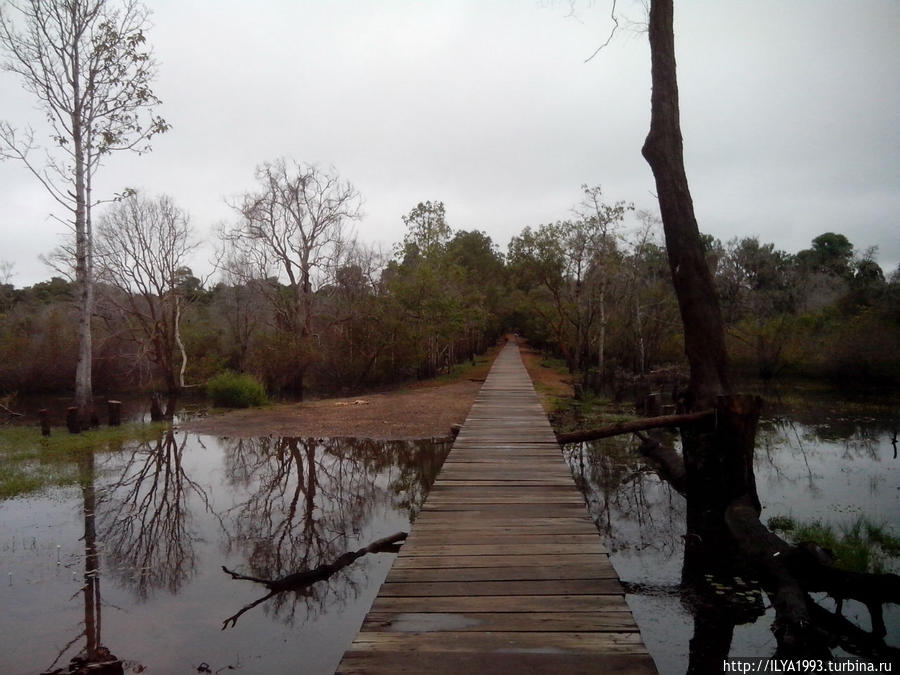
(41, 454, 126, 675)
(563, 405, 899, 674)
(99, 431, 210, 598)
(1, 432, 450, 674)
(220, 436, 448, 624)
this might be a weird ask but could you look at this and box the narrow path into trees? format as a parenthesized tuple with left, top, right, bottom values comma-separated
(337, 342, 656, 674)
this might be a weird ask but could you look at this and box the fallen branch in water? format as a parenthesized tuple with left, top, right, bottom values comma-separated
(555, 409, 714, 445)
(221, 531, 407, 629)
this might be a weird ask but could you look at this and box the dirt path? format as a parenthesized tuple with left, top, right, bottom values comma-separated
(180, 371, 487, 441)
(178, 342, 574, 441)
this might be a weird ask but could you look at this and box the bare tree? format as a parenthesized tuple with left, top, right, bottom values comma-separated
(572, 184, 632, 384)
(0, 0, 169, 427)
(224, 158, 362, 397)
(0, 259, 14, 285)
(94, 192, 199, 408)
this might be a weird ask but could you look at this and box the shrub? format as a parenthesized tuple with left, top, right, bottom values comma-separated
(206, 371, 267, 408)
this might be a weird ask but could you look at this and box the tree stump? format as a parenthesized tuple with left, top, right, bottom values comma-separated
(66, 407, 81, 434)
(39, 409, 51, 437)
(107, 401, 121, 427)
(645, 393, 661, 417)
(149, 394, 164, 422)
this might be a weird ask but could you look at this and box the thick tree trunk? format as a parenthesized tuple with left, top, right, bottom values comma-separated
(642, 0, 729, 409)
(680, 395, 762, 570)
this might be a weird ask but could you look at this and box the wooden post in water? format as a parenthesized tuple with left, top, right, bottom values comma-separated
(39, 409, 51, 436)
(66, 407, 81, 433)
(107, 401, 121, 427)
(150, 394, 164, 422)
(645, 393, 661, 417)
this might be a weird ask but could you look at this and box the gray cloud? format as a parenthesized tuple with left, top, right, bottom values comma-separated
(2, 0, 897, 286)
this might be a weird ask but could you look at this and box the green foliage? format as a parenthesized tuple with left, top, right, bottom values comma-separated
(0, 423, 166, 498)
(206, 371, 267, 408)
(768, 515, 900, 574)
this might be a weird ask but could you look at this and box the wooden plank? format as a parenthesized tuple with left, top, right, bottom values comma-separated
(337, 652, 658, 675)
(347, 631, 648, 653)
(337, 343, 657, 674)
(378, 578, 623, 596)
(367, 594, 633, 615)
(387, 563, 619, 582)
(391, 553, 611, 569)
(405, 534, 605, 547)
(395, 542, 608, 556)
(409, 518, 596, 529)
(362, 610, 639, 633)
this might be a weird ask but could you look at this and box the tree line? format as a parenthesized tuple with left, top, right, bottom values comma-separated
(1, 0, 896, 413)
(1, 176, 897, 401)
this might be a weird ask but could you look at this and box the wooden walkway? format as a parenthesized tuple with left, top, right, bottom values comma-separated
(336, 343, 657, 674)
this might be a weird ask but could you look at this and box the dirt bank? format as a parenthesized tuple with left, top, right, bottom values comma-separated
(179, 373, 485, 441)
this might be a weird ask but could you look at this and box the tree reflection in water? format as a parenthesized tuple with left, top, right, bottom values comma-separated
(13, 430, 450, 673)
(220, 436, 450, 624)
(99, 430, 214, 598)
(43, 453, 125, 675)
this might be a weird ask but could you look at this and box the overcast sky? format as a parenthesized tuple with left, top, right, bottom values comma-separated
(2, 0, 898, 287)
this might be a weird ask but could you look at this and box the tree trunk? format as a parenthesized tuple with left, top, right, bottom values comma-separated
(71, 13, 94, 430)
(680, 395, 762, 570)
(642, 0, 765, 577)
(642, 0, 730, 409)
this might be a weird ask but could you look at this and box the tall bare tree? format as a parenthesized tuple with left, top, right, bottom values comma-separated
(224, 158, 361, 397)
(0, 0, 169, 426)
(94, 192, 199, 408)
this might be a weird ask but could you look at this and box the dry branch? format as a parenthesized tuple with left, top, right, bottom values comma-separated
(0, 403, 24, 418)
(556, 409, 713, 445)
(221, 532, 407, 629)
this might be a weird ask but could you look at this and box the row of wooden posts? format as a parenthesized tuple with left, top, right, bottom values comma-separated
(37, 401, 124, 436)
(39, 394, 171, 435)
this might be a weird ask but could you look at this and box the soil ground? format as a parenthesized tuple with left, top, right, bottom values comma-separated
(179, 342, 574, 441)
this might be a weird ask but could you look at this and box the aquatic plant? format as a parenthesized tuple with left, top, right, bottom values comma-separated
(768, 515, 900, 574)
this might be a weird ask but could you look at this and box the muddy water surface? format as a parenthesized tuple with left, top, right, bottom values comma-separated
(0, 434, 449, 674)
(564, 392, 899, 674)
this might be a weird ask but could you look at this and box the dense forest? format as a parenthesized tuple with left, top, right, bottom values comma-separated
(1, 179, 897, 402)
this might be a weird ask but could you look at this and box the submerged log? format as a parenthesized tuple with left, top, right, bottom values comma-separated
(725, 495, 827, 655)
(726, 495, 900, 655)
(636, 422, 899, 658)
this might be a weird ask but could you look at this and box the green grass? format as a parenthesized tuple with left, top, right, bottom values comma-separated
(767, 515, 900, 574)
(0, 422, 166, 499)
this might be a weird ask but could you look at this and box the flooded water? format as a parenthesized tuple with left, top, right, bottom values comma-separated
(563, 392, 899, 673)
(0, 433, 450, 674)
(2, 390, 897, 674)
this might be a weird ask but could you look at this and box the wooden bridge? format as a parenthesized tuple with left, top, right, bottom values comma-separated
(337, 343, 657, 674)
